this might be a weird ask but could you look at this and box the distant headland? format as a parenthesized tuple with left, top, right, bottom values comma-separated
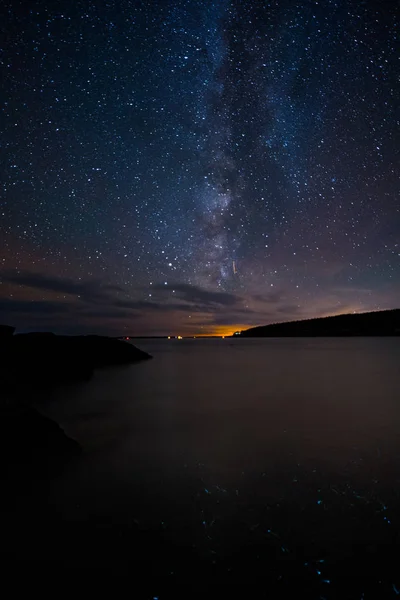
(233, 309, 400, 337)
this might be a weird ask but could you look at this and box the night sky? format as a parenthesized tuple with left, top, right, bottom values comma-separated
(1, 0, 399, 336)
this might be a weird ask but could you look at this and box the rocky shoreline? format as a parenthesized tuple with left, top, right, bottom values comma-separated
(0, 326, 152, 499)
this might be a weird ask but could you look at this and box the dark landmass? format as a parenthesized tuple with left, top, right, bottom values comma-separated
(0, 326, 151, 513)
(1, 330, 152, 392)
(236, 308, 400, 337)
(0, 402, 81, 502)
(0, 324, 15, 338)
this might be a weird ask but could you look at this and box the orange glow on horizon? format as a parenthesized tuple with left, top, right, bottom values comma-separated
(190, 307, 375, 337)
(193, 324, 249, 337)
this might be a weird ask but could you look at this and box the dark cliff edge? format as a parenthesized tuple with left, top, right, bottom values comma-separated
(236, 308, 400, 337)
(1, 331, 152, 391)
(0, 403, 81, 495)
(0, 327, 152, 509)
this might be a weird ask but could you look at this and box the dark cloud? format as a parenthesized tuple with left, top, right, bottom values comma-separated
(4, 271, 345, 336)
(210, 314, 255, 326)
(112, 298, 200, 313)
(2, 269, 382, 337)
(154, 283, 240, 307)
(1, 270, 123, 303)
(276, 304, 302, 315)
(1, 271, 241, 313)
(0, 298, 70, 315)
(76, 307, 141, 320)
(252, 291, 283, 304)
(0, 270, 249, 334)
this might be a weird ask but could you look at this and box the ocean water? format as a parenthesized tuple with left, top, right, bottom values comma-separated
(38, 338, 400, 591)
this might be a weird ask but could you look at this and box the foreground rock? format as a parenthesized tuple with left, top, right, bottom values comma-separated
(1, 332, 152, 390)
(0, 330, 149, 502)
(0, 324, 15, 339)
(0, 403, 81, 505)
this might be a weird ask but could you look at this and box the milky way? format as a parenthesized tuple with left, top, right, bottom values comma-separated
(1, 0, 399, 335)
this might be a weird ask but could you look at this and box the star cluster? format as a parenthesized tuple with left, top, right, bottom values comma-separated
(1, 0, 399, 335)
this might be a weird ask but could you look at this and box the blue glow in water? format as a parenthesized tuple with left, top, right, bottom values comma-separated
(393, 584, 400, 595)
(267, 529, 279, 538)
(317, 500, 322, 505)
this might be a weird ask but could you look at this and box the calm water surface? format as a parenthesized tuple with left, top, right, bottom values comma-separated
(40, 338, 400, 593)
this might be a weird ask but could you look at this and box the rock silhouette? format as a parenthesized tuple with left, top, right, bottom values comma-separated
(0, 403, 81, 485)
(0, 328, 152, 510)
(0, 324, 15, 339)
(0, 401, 82, 520)
(0, 328, 151, 497)
(1, 331, 152, 391)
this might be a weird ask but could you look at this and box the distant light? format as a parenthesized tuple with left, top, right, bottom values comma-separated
(126, 337, 129, 340)
(222, 335, 225, 339)
(177, 335, 183, 340)
(168, 336, 171, 340)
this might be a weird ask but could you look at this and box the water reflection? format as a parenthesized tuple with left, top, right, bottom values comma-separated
(40, 338, 400, 591)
